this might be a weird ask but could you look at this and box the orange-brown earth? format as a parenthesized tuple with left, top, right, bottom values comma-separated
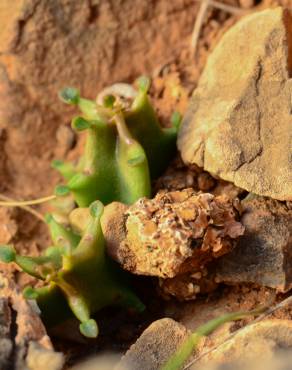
(0, 0, 292, 367)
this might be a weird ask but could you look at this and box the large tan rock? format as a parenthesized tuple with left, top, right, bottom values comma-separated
(116, 318, 190, 370)
(178, 8, 292, 201)
(196, 320, 292, 370)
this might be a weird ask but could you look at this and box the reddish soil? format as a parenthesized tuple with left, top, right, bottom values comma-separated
(0, 0, 291, 367)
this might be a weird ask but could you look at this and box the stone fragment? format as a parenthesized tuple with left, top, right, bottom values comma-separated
(155, 157, 246, 200)
(101, 202, 129, 261)
(0, 273, 64, 370)
(101, 189, 244, 300)
(115, 318, 190, 370)
(178, 8, 292, 201)
(159, 271, 218, 301)
(215, 196, 292, 292)
(119, 189, 244, 280)
(196, 320, 292, 370)
(103, 189, 244, 300)
(26, 342, 64, 370)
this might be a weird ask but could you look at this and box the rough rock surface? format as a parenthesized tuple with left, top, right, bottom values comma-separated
(178, 8, 292, 201)
(119, 189, 244, 279)
(115, 318, 190, 370)
(215, 196, 292, 292)
(154, 157, 246, 201)
(103, 189, 244, 300)
(101, 201, 129, 262)
(196, 320, 292, 370)
(0, 272, 64, 370)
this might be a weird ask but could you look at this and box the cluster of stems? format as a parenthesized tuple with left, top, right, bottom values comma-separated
(54, 76, 179, 207)
(0, 202, 144, 337)
(0, 77, 180, 337)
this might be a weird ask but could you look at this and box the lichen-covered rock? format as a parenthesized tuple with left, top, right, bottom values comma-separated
(178, 7, 292, 201)
(215, 195, 292, 292)
(119, 189, 244, 280)
(101, 190, 244, 300)
(116, 318, 190, 370)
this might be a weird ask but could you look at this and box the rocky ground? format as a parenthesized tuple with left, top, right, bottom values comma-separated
(0, 1, 292, 369)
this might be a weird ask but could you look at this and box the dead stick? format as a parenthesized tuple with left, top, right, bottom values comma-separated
(190, 0, 211, 57)
(0, 194, 45, 222)
(194, 0, 249, 15)
(191, 0, 249, 57)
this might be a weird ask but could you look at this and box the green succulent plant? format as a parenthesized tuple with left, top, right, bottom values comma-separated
(0, 201, 144, 338)
(53, 77, 180, 207)
(0, 76, 181, 338)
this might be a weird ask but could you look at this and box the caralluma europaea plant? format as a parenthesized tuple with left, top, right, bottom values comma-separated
(0, 76, 181, 337)
(0, 201, 144, 338)
(53, 76, 180, 207)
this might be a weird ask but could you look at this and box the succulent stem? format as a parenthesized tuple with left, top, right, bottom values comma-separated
(0, 201, 145, 337)
(57, 77, 179, 207)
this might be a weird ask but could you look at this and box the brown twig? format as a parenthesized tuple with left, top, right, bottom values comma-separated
(195, 0, 250, 15)
(0, 194, 45, 222)
(191, 0, 211, 57)
(184, 294, 292, 369)
(190, 0, 249, 57)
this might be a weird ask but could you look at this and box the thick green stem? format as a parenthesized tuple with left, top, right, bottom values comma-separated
(115, 113, 151, 203)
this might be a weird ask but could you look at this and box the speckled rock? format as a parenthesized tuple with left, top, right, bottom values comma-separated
(119, 189, 244, 280)
(116, 318, 190, 370)
(105, 189, 244, 300)
(215, 195, 292, 292)
(178, 8, 292, 201)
